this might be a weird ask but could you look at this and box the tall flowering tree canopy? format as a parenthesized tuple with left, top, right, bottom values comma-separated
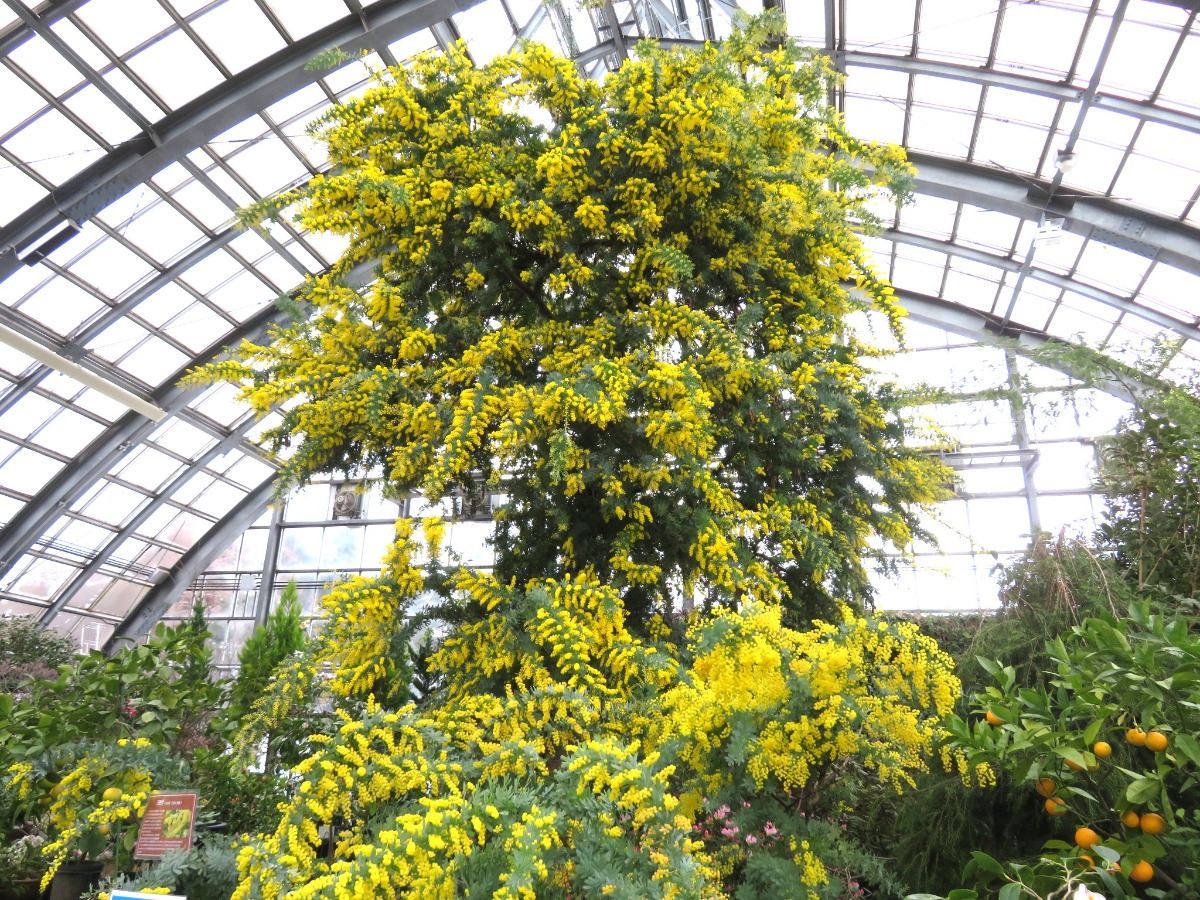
(195, 17, 962, 900)
(209, 15, 945, 625)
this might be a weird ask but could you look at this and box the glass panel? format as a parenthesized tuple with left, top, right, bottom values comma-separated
(3, 556, 75, 601)
(1101, 19, 1180, 99)
(1033, 441, 1096, 493)
(188, 479, 245, 518)
(279, 527, 321, 568)
(0, 64, 46, 135)
(8, 34, 82, 97)
(843, 95, 904, 147)
(954, 208, 1020, 255)
(0, 448, 64, 494)
(0, 164, 48, 228)
(263, 0, 347, 39)
(898, 195, 957, 239)
(1038, 493, 1098, 536)
(72, 480, 148, 526)
(150, 419, 216, 457)
(29, 408, 106, 456)
(320, 526, 364, 569)
(111, 334, 192, 386)
(127, 30, 225, 110)
(207, 271, 277, 321)
(49, 19, 111, 71)
(916, 0, 997, 63)
(101, 68, 165, 121)
(239, 527, 268, 569)
(69, 239, 155, 298)
(457, 1, 520, 65)
(170, 180, 235, 230)
(967, 496, 1032, 550)
(104, 199, 206, 264)
(845, 0, 914, 53)
(1159, 34, 1200, 112)
(113, 445, 186, 492)
(14, 276, 106, 336)
(3, 108, 103, 183)
(63, 84, 141, 145)
(76, 0, 176, 57)
(890, 246, 947, 296)
(4, 391, 62, 439)
(1140, 262, 1200, 321)
(1073, 240, 1153, 295)
(995, 2, 1086, 77)
(190, 0, 286, 74)
(1113, 151, 1196, 219)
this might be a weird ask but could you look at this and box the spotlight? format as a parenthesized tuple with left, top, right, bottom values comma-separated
(1055, 149, 1077, 173)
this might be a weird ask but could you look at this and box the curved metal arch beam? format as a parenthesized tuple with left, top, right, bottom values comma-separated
(1, 251, 380, 610)
(0, 228, 239, 422)
(892, 287, 1139, 405)
(0, 0, 91, 56)
(836, 51, 1200, 136)
(105, 473, 278, 649)
(0, 300, 290, 574)
(36, 404, 269, 624)
(882, 228, 1200, 344)
(568, 40, 1200, 277)
(908, 152, 1200, 281)
(0, 0, 485, 284)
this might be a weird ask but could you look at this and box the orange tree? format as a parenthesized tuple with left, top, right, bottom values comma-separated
(192, 15, 959, 899)
(944, 600, 1200, 899)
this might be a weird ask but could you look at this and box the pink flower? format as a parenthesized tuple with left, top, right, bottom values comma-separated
(745, 835, 758, 845)
(714, 805, 730, 820)
(763, 822, 778, 836)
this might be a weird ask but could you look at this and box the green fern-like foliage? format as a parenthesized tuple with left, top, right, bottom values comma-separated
(230, 580, 306, 718)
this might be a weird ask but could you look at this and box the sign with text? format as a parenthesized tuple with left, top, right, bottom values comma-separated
(133, 791, 199, 859)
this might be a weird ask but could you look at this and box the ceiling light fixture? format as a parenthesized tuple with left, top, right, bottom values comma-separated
(0, 322, 167, 422)
(1054, 149, 1078, 174)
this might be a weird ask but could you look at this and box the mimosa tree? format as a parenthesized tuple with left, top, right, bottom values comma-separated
(193, 15, 961, 899)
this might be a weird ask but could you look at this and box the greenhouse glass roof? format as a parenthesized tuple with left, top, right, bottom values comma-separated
(0, 0, 1197, 651)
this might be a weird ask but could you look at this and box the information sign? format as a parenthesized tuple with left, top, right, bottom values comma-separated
(132, 791, 199, 859)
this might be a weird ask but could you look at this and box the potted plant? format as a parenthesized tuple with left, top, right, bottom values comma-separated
(0, 831, 50, 900)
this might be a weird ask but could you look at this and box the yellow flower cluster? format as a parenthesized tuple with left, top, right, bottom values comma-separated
(38, 751, 153, 889)
(316, 518, 427, 699)
(665, 605, 960, 797)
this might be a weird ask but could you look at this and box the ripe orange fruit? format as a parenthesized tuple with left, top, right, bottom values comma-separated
(1035, 778, 1057, 797)
(1122, 810, 1141, 828)
(1130, 860, 1154, 883)
(1074, 826, 1100, 848)
(1093, 741, 1112, 758)
(1045, 797, 1068, 816)
(1145, 731, 1169, 752)
(1127, 728, 1147, 746)
(1066, 758, 1084, 771)
(1140, 812, 1166, 834)
(1078, 854, 1094, 869)
(98, 823, 111, 835)
(985, 710, 1003, 726)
